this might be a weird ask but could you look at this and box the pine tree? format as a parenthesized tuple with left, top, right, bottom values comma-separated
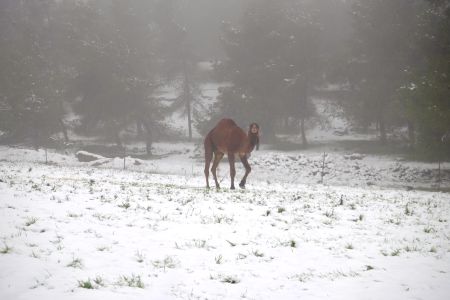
(346, 0, 424, 144)
(0, 0, 69, 146)
(67, 0, 162, 154)
(406, 0, 450, 158)
(210, 0, 322, 143)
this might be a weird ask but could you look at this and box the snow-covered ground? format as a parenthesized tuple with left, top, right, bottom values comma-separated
(1, 144, 449, 300)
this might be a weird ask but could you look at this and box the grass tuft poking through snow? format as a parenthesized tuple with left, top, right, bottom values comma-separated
(0, 244, 13, 254)
(116, 274, 145, 289)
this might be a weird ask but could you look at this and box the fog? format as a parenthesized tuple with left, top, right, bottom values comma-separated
(175, 0, 244, 58)
(1, 2, 450, 297)
(0, 0, 449, 159)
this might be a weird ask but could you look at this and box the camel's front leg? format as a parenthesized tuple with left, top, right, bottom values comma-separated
(239, 154, 251, 189)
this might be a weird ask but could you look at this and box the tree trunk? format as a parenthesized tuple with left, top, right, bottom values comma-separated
(33, 126, 40, 150)
(407, 120, 415, 147)
(136, 120, 144, 137)
(299, 75, 308, 147)
(300, 117, 308, 146)
(186, 88, 192, 141)
(145, 131, 152, 155)
(141, 118, 153, 155)
(183, 63, 193, 141)
(114, 130, 122, 148)
(59, 119, 69, 143)
(379, 117, 387, 145)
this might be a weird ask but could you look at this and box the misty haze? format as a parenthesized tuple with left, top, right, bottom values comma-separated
(0, 0, 449, 299)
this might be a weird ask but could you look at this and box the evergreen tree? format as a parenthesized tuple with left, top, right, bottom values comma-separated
(211, 0, 322, 143)
(153, 0, 200, 141)
(406, 0, 450, 158)
(67, 0, 162, 153)
(346, 0, 424, 144)
(0, 0, 69, 146)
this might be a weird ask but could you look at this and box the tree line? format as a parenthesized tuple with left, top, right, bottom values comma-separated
(0, 0, 449, 159)
(209, 0, 449, 159)
(0, 0, 188, 154)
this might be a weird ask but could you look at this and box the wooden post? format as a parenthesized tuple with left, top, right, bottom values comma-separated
(183, 60, 193, 141)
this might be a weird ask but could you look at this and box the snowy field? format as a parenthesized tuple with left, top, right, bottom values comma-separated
(1, 144, 450, 300)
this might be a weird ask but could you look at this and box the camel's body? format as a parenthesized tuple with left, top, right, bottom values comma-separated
(204, 118, 259, 189)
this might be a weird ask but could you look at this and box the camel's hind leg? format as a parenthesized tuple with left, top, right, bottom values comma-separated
(211, 152, 224, 189)
(228, 152, 236, 189)
(204, 145, 214, 189)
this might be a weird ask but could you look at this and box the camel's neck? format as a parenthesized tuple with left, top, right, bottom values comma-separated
(246, 133, 259, 152)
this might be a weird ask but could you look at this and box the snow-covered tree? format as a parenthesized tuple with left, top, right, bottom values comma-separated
(211, 0, 322, 144)
(0, 0, 69, 145)
(67, 0, 162, 153)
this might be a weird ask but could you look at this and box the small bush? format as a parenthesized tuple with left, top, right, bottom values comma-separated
(25, 217, 38, 226)
(215, 255, 223, 264)
(405, 204, 413, 216)
(221, 275, 240, 284)
(67, 257, 83, 269)
(93, 276, 105, 287)
(424, 227, 435, 234)
(135, 251, 145, 263)
(78, 279, 94, 289)
(118, 202, 131, 209)
(117, 274, 144, 288)
(0, 244, 12, 254)
(152, 256, 178, 270)
(391, 249, 401, 256)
